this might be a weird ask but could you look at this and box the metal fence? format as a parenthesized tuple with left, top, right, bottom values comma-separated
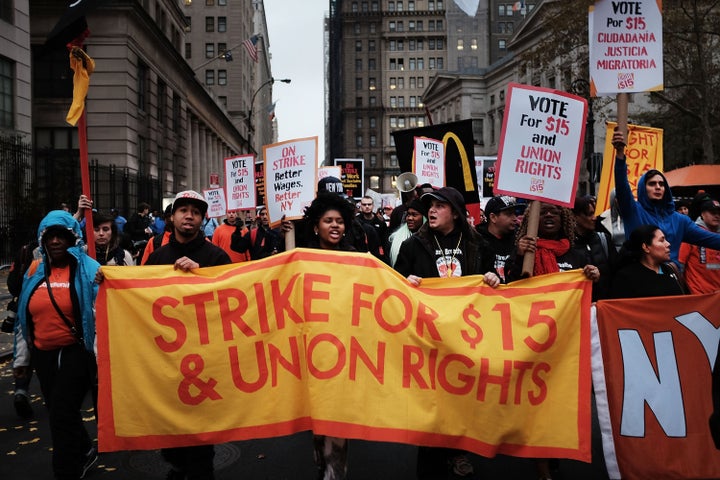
(0, 136, 161, 265)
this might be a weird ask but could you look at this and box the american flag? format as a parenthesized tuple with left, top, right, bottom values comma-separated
(243, 35, 259, 63)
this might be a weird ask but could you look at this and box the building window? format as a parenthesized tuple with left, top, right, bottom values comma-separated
(372, 1, 379, 12)
(417, 20, 423, 31)
(218, 16, 226, 32)
(409, 21, 415, 31)
(472, 119, 484, 146)
(369, 77, 377, 90)
(390, 96, 397, 108)
(356, 97, 363, 107)
(370, 154, 377, 167)
(437, 58, 443, 69)
(355, 59, 362, 71)
(437, 39, 444, 50)
(205, 43, 215, 58)
(218, 0, 226, 5)
(356, 117, 363, 129)
(218, 70, 227, 85)
(1, 0, 14, 23)
(428, 58, 435, 69)
(409, 96, 417, 107)
(397, 1, 403, 11)
(409, 40, 415, 51)
(389, 21, 396, 32)
(184, 43, 192, 58)
(205, 70, 215, 85)
(390, 117, 397, 128)
(388, 1, 395, 12)
(205, 16, 214, 32)
(390, 154, 398, 167)
(397, 77, 404, 89)
(356, 77, 363, 90)
(436, 20, 443, 30)
(408, 1, 415, 11)
(370, 23, 376, 33)
(398, 40, 404, 51)
(369, 96, 377, 106)
(389, 40, 396, 51)
(499, 39, 506, 50)
(138, 61, 148, 111)
(206, 0, 214, 5)
(417, 77, 424, 88)
(352, 2, 358, 12)
(368, 58, 376, 70)
(499, 4, 506, 16)
(218, 42, 227, 54)
(356, 135, 363, 147)
(356, 40, 362, 52)
(428, 0, 435, 10)
(0, 57, 13, 128)
(369, 40, 376, 51)
(428, 20, 435, 31)
(417, 39, 423, 50)
(354, 22, 361, 34)
(409, 77, 416, 89)
(398, 96, 405, 107)
(362, 1, 368, 12)
(370, 135, 377, 147)
(390, 59, 397, 70)
(157, 80, 166, 125)
(370, 175, 380, 189)
(398, 117, 406, 128)
(397, 21, 403, 32)
(409, 58, 415, 70)
(389, 77, 396, 89)
(471, 38, 478, 50)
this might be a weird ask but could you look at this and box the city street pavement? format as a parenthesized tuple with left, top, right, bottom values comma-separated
(0, 266, 609, 479)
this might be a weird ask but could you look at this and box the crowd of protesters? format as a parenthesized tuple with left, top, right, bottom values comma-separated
(5, 127, 720, 480)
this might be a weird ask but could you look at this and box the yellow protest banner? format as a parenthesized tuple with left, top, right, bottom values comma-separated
(595, 122, 663, 214)
(96, 249, 592, 462)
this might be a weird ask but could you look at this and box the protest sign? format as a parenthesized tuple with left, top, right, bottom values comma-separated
(335, 159, 364, 198)
(254, 160, 265, 209)
(594, 294, 720, 479)
(202, 188, 226, 218)
(97, 254, 592, 462)
(595, 122, 663, 214)
(494, 83, 587, 208)
(318, 166, 342, 181)
(392, 120, 480, 221)
(589, 0, 663, 95)
(263, 137, 318, 226)
(414, 137, 445, 188)
(476, 156, 497, 200)
(224, 154, 256, 211)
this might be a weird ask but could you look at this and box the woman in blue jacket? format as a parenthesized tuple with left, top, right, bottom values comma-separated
(13, 210, 100, 480)
(613, 129, 720, 265)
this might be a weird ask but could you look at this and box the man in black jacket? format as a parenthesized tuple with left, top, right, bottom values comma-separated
(145, 190, 230, 480)
(477, 195, 521, 283)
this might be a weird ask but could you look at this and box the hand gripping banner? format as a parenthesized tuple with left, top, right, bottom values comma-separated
(96, 250, 592, 461)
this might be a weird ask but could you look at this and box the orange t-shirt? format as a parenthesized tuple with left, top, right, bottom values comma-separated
(29, 265, 78, 350)
(212, 223, 250, 263)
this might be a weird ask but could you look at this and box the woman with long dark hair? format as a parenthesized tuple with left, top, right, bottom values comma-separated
(93, 211, 133, 266)
(609, 224, 687, 298)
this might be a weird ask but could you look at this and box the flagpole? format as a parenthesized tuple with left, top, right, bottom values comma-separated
(78, 108, 95, 259)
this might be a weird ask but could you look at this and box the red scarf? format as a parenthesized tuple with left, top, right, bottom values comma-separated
(534, 238, 570, 275)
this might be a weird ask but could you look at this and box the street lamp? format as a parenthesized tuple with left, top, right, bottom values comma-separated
(571, 78, 597, 195)
(248, 77, 291, 132)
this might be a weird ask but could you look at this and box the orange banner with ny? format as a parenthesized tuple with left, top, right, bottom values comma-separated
(595, 294, 720, 479)
(96, 250, 592, 461)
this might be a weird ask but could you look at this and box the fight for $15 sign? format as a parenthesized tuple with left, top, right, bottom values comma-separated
(494, 83, 587, 208)
(263, 137, 318, 227)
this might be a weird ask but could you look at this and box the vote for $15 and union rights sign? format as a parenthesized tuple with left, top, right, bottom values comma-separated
(494, 83, 588, 208)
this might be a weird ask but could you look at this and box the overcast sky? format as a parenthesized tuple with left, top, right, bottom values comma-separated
(264, 0, 327, 164)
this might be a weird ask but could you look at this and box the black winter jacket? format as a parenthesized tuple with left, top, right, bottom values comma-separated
(146, 232, 231, 267)
(394, 223, 495, 279)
